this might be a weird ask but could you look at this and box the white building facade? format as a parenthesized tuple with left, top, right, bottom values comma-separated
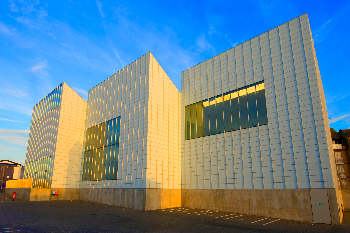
(24, 83, 87, 189)
(181, 14, 343, 224)
(79, 52, 181, 210)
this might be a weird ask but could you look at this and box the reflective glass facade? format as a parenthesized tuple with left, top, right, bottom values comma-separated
(25, 156, 53, 188)
(25, 83, 63, 188)
(82, 117, 121, 181)
(185, 82, 267, 140)
(33, 84, 62, 122)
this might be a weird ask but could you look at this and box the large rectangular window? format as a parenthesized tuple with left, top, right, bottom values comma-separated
(184, 81, 268, 140)
(82, 116, 121, 181)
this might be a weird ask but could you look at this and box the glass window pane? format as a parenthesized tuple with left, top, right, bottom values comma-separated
(102, 122, 106, 147)
(223, 93, 231, 133)
(257, 84, 268, 126)
(209, 97, 216, 135)
(231, 92, 240, 131)
(197, 102, 204, 138)
(216, 95, 224, 134)
(105, 121, 110, 146)
(203, 100, 210, 136)
(113, 146, 119, 180)
(117, 117, 120, 133)
(247, 86, 258, 127)
(185, 105, 191, 140)
(239, 89, 249, 129)
(191, 104, 197, 139)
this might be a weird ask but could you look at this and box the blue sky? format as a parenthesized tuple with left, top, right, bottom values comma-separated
(0, 0, 349, 165)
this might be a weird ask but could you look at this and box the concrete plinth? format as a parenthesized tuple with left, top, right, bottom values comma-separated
(181, 189, 343, 224)
(5, 188, 79, 201)
(79, 188, 181, 210)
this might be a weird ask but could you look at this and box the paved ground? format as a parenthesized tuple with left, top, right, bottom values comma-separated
(1, 190, 350, 232)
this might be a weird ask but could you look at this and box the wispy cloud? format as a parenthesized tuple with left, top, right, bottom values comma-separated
(0, 21, 15, 35)
(30, 64, 45, 70)
(196, 34, 212, 52)
(0, 118, 24, 123)
(0, 135, 28, 145)
(96, 0, 105, 18)
(107, 7, 195, 87)
(72, 87, 88, 98)
(313, 3, 350, 42)
(208, 25, 238, 48)
(0, 87, 27, 98)
(330, 114, 350, 124)
(0, 128, 29, 146)
(0, 129, 30, 134)
(0, 87, 31, 115)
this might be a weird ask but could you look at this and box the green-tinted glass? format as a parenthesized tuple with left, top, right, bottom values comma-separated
(185, 105, 191, 140)
(231, 92, 240, 131)
(209, 97, 216, 135)
(191, 104, 197, 139)
(197, 102, 204, 138)
(239, 89, 249, 129)
(203, 100, 210, 136)
(247, 86, 258, 127)
(257, 84, 268, 126)
(216, 95, 224, 134)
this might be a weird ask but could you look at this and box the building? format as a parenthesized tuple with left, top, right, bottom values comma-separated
(180, 13, 342, 224)
(331, 128, 350, 210)
(0, 160, 22, 189)
(8, 13, 344, 224)
(24, 83, 87, 192)
(79, 52, 181, 210)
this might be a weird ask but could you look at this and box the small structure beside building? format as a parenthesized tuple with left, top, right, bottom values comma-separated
(331, 128, 350, 210)
(0, 160, 23, 189)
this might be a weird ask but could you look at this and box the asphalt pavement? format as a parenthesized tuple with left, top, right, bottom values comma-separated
(1, 190, 350, 233)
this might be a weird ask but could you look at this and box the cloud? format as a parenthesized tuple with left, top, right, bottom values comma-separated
(0, 118, 24, 123)
(0, 88, 32, 115)
(313, 3, 350, 42)
(0, 93, 32, 115)
(0, 135, 28, 145)
(96, 0, 105, 18)
(0, 129, 30, 134)
(8, 0, 19, 12)
(330, 114, 350, 124)
(0, 21, 15, 35)
(72, 87, 88, 97)
(30, 64, 45, 70)
(196, 34, 212, 52)
(0, 87, 27, 98)
(0, 128, 29, 145)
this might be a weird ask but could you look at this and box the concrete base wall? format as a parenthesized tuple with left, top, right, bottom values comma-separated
(5, 188, 79, 201)
(146, 189, 181, 210)
(79, 188, 181, 211)
(5, 188, 31, 200)
(181, 189, 342, 224)
(342, 190, 350, 210)
(79, 188, 146, 210)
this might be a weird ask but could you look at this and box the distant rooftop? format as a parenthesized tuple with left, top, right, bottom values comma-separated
(330, 128, 341, 140)
(0, 160, 22, 166)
